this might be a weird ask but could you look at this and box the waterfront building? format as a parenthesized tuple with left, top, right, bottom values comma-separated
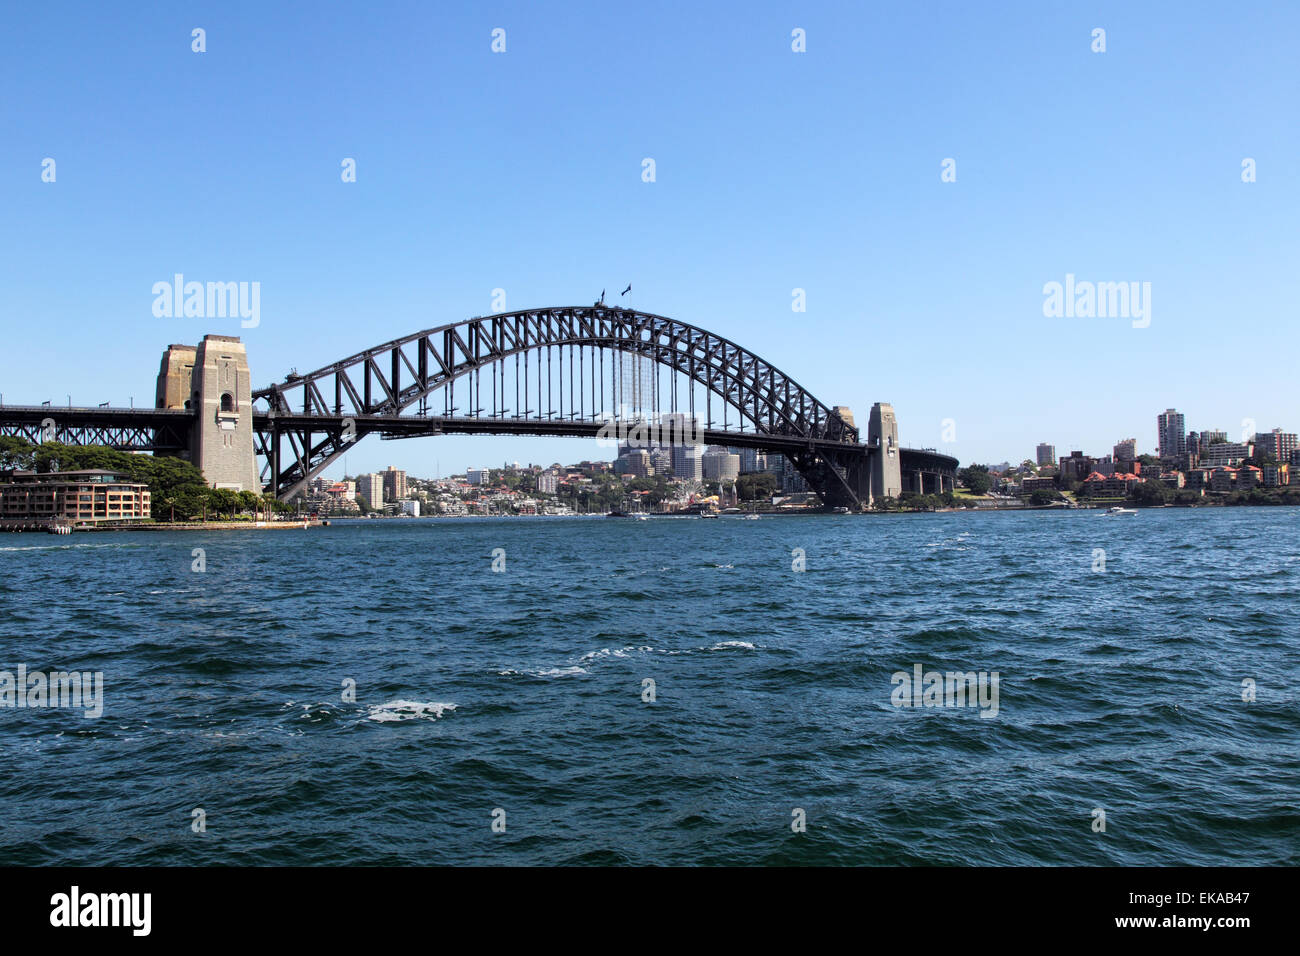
(1036, 443, 1055, 467)
(0, 470, 151, 526)
(399, 499, 420, 517)
(1199, 430, 1227, 454)
(615, 449, 652, 477)
(537, 471, 559, 494)
(778, 456, 809, 493)
(1254, 429, 1298, 464)
(1113, 438, 1137, 462)
(1210, 466, 1237, 493)
(1200, 442, 1253, 468)
(738, 447, 767, 473)
(1082, 471, 1141, 496)
(1261, 463, 1289, 487)
(1157, 409, 1187, 460)
(1058, 451, 1096, 486)
(702, 451, 740, 482)
(467, 468, 491, 486)
(355, 473, 384, 508)
(671, 443, 704, 481)
(383, 466, 408, 501)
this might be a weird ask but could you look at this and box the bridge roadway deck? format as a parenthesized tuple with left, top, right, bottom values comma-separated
(0, 406, 957, 474)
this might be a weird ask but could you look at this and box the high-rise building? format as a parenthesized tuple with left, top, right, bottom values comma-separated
(1113, 438, 1137, 462)
(467, 468, 490, 486)
(1058, 451, 1096, 485)
(355, 473, 384, 509)
(702, 451, 740, 481)
(1254, 429, 1298, 463)
(1036, 443, 1056, 467)
(1200, 442, 1252, 467)
(1157, 409, 1186, 460)
(670, 443, 703, 481)
(383, 466, 408, 501)
(777, 456, 808, 493)
(738, 447, 767, 473)
(614, 449, 651, 477)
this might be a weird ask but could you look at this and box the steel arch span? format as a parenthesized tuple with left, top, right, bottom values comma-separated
(249, 305, 951, 506)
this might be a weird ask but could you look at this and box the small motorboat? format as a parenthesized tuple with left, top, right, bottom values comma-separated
(1101, 506, 1138, 516)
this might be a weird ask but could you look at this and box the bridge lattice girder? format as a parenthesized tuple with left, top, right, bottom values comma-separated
(252, 306, 862, 501)
(255, 307, 856, 441)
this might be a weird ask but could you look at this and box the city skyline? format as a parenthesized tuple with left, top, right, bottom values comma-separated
(2, 3, 1297, 475)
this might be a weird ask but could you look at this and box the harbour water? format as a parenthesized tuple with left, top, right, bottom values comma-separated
(1, 509, 1296, 865)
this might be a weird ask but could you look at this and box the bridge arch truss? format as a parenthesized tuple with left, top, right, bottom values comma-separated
(252, 305, 865, 502)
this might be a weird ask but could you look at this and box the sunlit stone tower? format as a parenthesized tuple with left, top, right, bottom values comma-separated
(155, 335, 262, 493)
(868, 402, 901, 501)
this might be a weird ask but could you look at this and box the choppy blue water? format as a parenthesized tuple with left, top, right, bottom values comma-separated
(1, 508, 1297, 866)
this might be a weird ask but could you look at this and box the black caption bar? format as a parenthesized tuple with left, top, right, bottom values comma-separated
(0, 866, 1281, 942)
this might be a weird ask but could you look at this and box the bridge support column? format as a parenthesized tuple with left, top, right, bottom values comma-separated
(868, 403, 901, 503)
(157, 335, 262, 493)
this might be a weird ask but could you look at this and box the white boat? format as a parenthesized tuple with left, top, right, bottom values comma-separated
(634, 514, 649, 520)
(1101, 506, 1138, 516)
(741, 514, 760, 520)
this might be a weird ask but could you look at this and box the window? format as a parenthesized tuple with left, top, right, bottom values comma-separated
(220, 392, 235, 412)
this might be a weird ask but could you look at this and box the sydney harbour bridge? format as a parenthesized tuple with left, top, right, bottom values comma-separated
(0, 305, 957, 509)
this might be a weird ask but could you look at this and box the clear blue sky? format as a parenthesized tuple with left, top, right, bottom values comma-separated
(3, 1, 1296, 476)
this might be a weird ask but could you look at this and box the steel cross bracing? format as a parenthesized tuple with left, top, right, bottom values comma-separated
(0, 406, 191, 453)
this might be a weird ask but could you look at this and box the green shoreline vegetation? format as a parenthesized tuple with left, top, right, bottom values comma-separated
(0, 437, 290, 523)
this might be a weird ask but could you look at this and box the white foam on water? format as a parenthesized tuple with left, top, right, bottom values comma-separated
(499, 666, 588, 678)
(366, 700, 457, 723)
(579, 645, 655, 662)
(708, 640, 756, 650)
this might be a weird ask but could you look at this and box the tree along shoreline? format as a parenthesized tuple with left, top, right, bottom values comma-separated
(0, 438, 290, 524)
